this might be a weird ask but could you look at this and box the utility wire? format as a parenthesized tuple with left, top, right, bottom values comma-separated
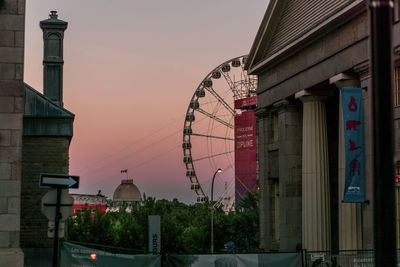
(78, 143, 182, 193)
(78, 128, 182, 177)
(76, 116, 184, 175)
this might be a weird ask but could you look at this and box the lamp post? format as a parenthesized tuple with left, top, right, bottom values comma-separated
(211, 168, 222, 254)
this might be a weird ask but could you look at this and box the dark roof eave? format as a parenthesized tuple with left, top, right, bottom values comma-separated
(23, 116, 74, 137)
(247, 0, 365, 75)
(24, 83, 75, 118)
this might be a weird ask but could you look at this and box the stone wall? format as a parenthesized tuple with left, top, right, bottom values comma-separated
(0, 0, 25, 265)
(257, 11, 369, 107)
(20, 136, 70, 248)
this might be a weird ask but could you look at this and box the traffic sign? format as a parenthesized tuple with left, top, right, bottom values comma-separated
(41, 189, 74, 221)
(39, 176, 77, 267)
(40, 173, 79, 189)
(48, 221, 65, 238)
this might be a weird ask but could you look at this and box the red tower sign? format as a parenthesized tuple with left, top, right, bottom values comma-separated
(234, 96, 257, 204)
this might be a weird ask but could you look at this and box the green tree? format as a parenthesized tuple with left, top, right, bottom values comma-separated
(228, 191, 260, 252)
(67, 191, 260, 254)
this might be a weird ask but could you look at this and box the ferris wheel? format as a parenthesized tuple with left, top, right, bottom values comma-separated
(182, 55, 257, 204)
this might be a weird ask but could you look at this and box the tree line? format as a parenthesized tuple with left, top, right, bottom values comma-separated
(67, 191, 259, 254)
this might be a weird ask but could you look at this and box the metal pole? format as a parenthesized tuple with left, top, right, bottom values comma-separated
(53, 188, 62, 267)
(211, 203, 214, 254)
(369, 1, 397, 266)
(210, 168, 222, 254)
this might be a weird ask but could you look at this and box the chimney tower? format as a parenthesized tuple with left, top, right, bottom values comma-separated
(40, 11, 68, 107)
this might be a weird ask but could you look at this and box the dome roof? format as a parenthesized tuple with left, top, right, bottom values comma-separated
(113, 179, 141, 201)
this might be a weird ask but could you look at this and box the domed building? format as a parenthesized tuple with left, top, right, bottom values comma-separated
(109, 179, 142, 211)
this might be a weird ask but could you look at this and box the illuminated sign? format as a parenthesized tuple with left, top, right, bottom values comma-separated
(234, 110, 257, 204)
(234, 95, 257, 109)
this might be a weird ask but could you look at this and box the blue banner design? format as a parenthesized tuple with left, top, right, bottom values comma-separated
(342, 88, 365, 203)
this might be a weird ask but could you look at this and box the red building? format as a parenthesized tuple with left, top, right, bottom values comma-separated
(71, 191, 107, 214)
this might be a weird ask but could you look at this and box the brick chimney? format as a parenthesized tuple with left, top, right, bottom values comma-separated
(40, 11, 68, 107)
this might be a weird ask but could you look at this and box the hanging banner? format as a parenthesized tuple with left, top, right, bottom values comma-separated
(396, 175, 400, 186)
(342, 88, 365, 203)
(234, 109, 257, 205)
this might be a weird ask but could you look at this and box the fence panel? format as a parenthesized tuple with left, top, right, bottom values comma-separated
(167, 253, 302, 267)
(305, 250, 400, 266)
(60, 241, 161, 267)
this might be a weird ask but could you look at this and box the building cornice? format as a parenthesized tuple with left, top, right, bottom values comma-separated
(248, 0, 365, 75)
(353, 60, 370, 81)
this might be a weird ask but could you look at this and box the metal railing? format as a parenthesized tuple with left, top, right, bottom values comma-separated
(304, 250, 387, 267)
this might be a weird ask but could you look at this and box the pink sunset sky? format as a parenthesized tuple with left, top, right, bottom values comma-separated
(23, 0, 269, 203)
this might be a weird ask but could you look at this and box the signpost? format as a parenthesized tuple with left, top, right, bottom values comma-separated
(41, 190, 74, 223)
(40, 173, 79, 189)
(40, 173, 79, 267)
(369, 1, 397, 265)
(48, 221, 65, 238)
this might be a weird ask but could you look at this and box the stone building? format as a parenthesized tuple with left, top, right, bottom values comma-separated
(0, 0, 25, 265)
(0, 3, 73, 265)
(19, 11, 74, 264)
(245, 0, 400, 252)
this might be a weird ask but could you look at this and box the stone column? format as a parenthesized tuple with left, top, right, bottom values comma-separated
(330, 73, 362, 250)
(255, 107, 271, 251)
(274, 100, 302, 252)
(0, 0, 25, 266)
(296, 91, 331, 251)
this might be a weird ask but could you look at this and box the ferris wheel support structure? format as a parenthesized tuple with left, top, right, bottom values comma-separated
(182, 55, 257, 204)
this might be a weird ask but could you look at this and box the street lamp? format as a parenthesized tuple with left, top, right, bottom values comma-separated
(211, 168, 222, 254)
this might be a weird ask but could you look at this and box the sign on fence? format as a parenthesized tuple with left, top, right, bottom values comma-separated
(60, 242, 161, 267)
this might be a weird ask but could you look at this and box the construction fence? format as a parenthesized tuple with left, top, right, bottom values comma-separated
(58, 241, 400, 266)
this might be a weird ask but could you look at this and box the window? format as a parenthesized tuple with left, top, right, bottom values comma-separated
(394, 66, 400, 107)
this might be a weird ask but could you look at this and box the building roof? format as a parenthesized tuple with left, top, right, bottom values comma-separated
(113, 179, 141, 202)
(24, 83, 74, 118)
(245, 0, 364, 74)
(23, 83, 74, 137)
(39, 11, 68, 32)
